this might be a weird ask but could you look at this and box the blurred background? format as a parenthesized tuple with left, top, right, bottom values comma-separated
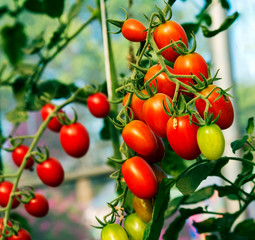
(0, 0, 255, 239)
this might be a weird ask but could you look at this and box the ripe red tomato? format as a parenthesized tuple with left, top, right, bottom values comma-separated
(195, 85, 234, 130)
(153, 20, 188, 62)
(144, 64, 176, 98)
(36, 157, 64, 187)
(174, 52, 208, 97)
(130, 90, 148, 122)
(122, 120, 157, 156)
(0, 181, 20, 209)
(132, 196, 153, 223)
(87, 92, 110, 118)
(8, 228, 32, 240)
(166, 114, 201, 160)
(41, 103, 63, 132)
(121, 19, 147, 42)
(25, 193, 49, 218)
(122, 156, 158, 199)
(143, 93, 172, 138)
(12, 145, 34, 169)
(60, 122, 90, 158)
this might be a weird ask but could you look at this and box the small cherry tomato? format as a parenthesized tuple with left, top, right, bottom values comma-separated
(0, 181, 20, 209)
(122, 120, 157, 156)
(122, 156, 158, 199)
(60, 122, 90, 158)
(36, 157, 64, 187)
(12, 145, 34, 169)
(153, 20, 188, 62)
(8, 228, 32, 240)
(144, 64, 176, 98)
(25, 193, 49, 218)
(166, 114, 201, 160)
(132, 196, 153, 223)
(87, 92, 110, 118)
(197, 124, 225, 161)
(121, 19, 147, 42)
(101, 223, 128, 240)
(41, 103, 63, 132)
(124, 213, 146, 240)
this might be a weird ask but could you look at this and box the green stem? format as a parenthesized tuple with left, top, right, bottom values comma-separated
(224, 156, 255, 166)
(246, 140, 255, 151)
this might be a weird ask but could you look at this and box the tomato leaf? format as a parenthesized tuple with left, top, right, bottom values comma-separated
(234, 219, 255, 237)
(246, 117, 254, 135)
(183, 186, 215, 204)
(67, 0, 84, 23)
(205, 235, 219, 240)
(176, 162, 213, 195)
(193, 217, 219, 234)
(0, 6, 8, 18)
(182, 23, 200, 41)
(163, 215, 186, 240)
(208, 158, 229, 177)
(24, 0, 45, 13)
(230, 135, 248, 154)
(214, 185, 239, 199)
(164, 196, 184, 218)
(143, 178, 174, 240)
(6, 107, 28, 123)
(10, 212, 32, 233)
(219, 0, 230, 10)
(44, 0, 64, 18)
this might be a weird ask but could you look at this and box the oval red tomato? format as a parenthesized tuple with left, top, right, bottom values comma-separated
(36, 157, 64, 187)
(122, 120, 157, 156)
(12, 145, 34, 169)
(87, 92, 110, 118)
(0, 181, 20, 209)
(144, 64, 176, 98)
(8, 228, 32, 240)
(143, 93, 172, 138)
(153, 20, 188, 62)
(122, 19, 147, 42)
(41, 103, 63, 132)
(195, 85, 234, 130)
(166, 114, 201, 160)
(60, 122, 90, 158)
(122, 156, 158, 199)
(25, 193, 49, 218)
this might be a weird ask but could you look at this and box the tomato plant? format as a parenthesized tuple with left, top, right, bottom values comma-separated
(122, 120, 157, 156)
(153, 20, 188, 62)
(197, 124, 225, 161)
(121, 19, 147, 42)
(87, 92, 110, 118)
(101, 223, 128, 240)
(41, 103, 63, 132)
(59, 122, 90, 158)
(195, 85, 234, 129)
(36, 157, 64, 187)
(12, 145, 34, 169)
(0, 181, 20, 209)
(8, 229, 32, 240)
(122, 156, 158, 199)
(24, 193, 49, 218)
(132, 196, 153, 223)
(124, 213, 146, 240)
(151, 164, 167, 184)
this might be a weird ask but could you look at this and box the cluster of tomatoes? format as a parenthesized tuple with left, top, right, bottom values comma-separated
(101, 10, 235, 240)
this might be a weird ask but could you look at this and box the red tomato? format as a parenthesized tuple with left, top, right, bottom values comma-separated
(174, 52, 208, 97)
(130, 90, 148, 122)
(139, 135, 165, 163)
(122, 120, 157, 156)
(25, 193, 49, 218)
(150, 164, 167, 185)
(195, 85, 234, 130)
(36, 157, 64, 187)
(144, 64, 176, 98)
(0, 181, 20, 209)
(166, 114, 201, 160)
(60, 122, 90, 158)
(122, 93, 139, 120)
(122, 156, 158, 199)
(8, 228, 32, 240)
(87, 92, 110, 118)
(153, 20, 188, 62)
(143, 93, 172, 138)
(12, 145, 34, 169)
(122, 19, 147, 42)
(41, 103, 63, 132)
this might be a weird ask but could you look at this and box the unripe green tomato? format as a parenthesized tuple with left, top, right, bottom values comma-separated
(124, 213, 146, 240)
(132, 196, 153, 223)
(101, 223, 129, 240)
(197, 124, 225, 161)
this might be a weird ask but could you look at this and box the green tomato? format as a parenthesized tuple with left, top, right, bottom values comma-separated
(124, 213, 146, 240)
(101, 223, 129, 240)
(197, 124, 225, 161)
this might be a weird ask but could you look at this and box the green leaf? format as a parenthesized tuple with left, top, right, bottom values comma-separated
(179, 207, 204, 217)
(163, 215, 186, 240)
(67, 0, 84, 22)
(182, 23, 200, 41)
(10, 212, 31, 233)
(164, 196, 184, 218)
(168, 0, 177, 6)
(12, 77, 27, 104)
(6, 107, 28, 123)
(176, 162, 213, 195)
(231, 135, 248, 154)
(44, 0, 64, 18)
(219, 0, 230, 10)
(183, 186, 214, 204)
(208, 158, 229, 177)
(205, 235, 219, 240)
(201, 12, 239, 38)
(246, 117, 254, 135)
(234, 219, 255, 237)
(24, 0, 44, 13)
(214, 185, 239, 198)
(0, 6, 8, 17)
(100, 118, 111, 140)
(143, 178, 174, 240)
(1, 22, 27, 65)
(193, 218, 218, 234)
(47, 24, 66, 49)
(23, 33, 45, 54)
